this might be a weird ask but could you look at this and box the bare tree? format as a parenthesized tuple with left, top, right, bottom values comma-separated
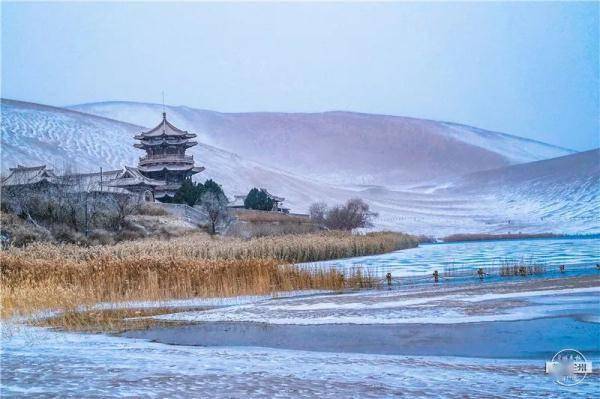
(309, 201, 328, 226)
(1, 183, 48, 229)
(110, 193, 139, 230)
(321, 198, 377, 231)
(199, 190, 230, 235)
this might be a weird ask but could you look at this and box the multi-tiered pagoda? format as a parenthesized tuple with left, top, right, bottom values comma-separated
(134, 113, 204, 200)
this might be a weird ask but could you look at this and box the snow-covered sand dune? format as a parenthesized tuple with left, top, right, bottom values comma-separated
(1, 99, 355, 212)
(2, 99, 597, 235)
(70, 100, 574, 186)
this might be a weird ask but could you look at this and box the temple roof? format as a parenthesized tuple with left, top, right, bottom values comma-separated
(2, 165, 59, 186)
(62, 167, 165, 192)
(3, 164, 165, 193)
(109, 166, 166, 188)
(62, 169, 126, 193)
(134, 113, 197, 140)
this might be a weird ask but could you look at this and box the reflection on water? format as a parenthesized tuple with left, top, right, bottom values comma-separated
(307, 237, 600, 277)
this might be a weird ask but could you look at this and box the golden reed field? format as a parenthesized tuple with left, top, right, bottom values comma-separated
(1, 231, 417, 319)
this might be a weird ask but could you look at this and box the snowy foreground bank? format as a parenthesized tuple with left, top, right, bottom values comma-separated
(2, 326, 597, 398)
(2, 275, 599, 398)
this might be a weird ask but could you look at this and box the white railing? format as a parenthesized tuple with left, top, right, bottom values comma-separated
(139, 154, 193, 165)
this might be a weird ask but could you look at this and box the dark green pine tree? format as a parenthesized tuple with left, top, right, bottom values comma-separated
(172, 179, 202, 206)
(202, 179, 226, 198)
(244, 188, 274, 211)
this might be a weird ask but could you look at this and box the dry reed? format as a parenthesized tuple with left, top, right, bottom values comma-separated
(2, 231, 407, 319)
(2, 230, 416, 264)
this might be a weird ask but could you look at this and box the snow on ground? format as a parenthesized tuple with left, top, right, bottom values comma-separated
(154, 281, 600, 325)
(2, 270, 599, 397)
(3, 325, 597, 398)
(90, 290, 331, 311)
(3, 276, 599, 398)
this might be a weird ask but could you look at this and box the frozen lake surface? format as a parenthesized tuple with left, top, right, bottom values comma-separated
(2, 239, 599, 398)
(305, 237, 600, 276)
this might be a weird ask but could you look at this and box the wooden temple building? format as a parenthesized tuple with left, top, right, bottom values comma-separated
(3, 113, 205, 202)
(134, 112, 204, 200)
(2, 164, 164, 202)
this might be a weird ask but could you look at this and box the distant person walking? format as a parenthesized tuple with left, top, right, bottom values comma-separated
(433, 270, 439, 283)
(386, 272, 392, 288)
(477, 268, 486, 280)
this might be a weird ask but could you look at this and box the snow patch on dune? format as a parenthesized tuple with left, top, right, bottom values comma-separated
(440, 122, 573, 164)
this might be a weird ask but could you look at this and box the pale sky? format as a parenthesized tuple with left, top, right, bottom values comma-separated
(2, 1, 598, 150)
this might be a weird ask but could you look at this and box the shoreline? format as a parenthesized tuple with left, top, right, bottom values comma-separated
(122, 275, 599, 359)
(4, 274, 599, 398)
(439, 232, 600, 244)
(123, 316, 599, 360)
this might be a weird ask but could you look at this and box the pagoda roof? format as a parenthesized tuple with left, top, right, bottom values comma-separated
(134, 139, 198, 148)
(134, 113, 197, 139)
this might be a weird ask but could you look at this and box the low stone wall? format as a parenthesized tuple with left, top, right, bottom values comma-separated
(154, 203, 208, 226)
(232, 209, 310, 223)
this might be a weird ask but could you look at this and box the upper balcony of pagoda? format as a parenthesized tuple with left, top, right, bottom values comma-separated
(138, 154, 195, 167)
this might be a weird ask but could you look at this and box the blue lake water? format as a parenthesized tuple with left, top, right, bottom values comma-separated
(307, 237, 600, 277)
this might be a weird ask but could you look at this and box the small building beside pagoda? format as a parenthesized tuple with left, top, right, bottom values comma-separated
(133, 112, 205, 200)
(1, 164, 164, 203)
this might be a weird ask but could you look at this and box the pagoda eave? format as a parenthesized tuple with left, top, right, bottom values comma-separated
(135, 132, 196, 140)
(138, 164, 199, 173)
(134, 140, 197, 149)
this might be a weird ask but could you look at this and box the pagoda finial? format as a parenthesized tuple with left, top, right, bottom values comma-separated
(161, 91, 166, 119)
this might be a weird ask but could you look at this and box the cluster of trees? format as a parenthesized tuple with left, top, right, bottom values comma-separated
(170, 184, 285, 233)
(244, 188, 275, 211)
(309, 198, 377, 231)
(168, 179, 225, 207)
(168, 178, 229, 234)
